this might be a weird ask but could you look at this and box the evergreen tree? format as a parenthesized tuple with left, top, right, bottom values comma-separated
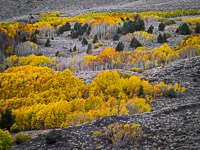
(158, 22, 165, 31)
(166, 88, 177, 98)
(71, 29, 78, 38)
(45, 39, 51, 47)
(87, 26, 91, 35)
(93, 34, 98, 44)
(65, 22, 71, 31)
(116, 42, 124, 52)
(0, 109, 15, 131)
(79, 36, 83, 41)
(162, 33, 167, 43)
(147, 25, 154, 34)
(87, 44, 92, 54)
(22, 36, 27, 42)
(55, 51, 60, 56)
(34, 29, 40, 35)
(135, 14, 141, 22)
(177, 23, 190, 35)
(138, 85, 144, 97)
(113, 34, 119, 41)
(195, 24, 200, 34)
(83, 23, 88, 32)
(130, 37, 142, 48)
(31, 35, 37, 43)
(73, 45, 77, 52)
(82, 37, 88, 46)
(157, 34, 163, 43)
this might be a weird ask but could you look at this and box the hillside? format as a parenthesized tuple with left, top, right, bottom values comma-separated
(1, 1, 200, 149)
(1, 0, 200, 21)
(11, 56, 200, 149)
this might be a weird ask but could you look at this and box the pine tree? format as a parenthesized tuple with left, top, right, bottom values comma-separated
(138, 85, 144, 98)
(166, 88, 177, 98)
(31, 35, 37, 43)
(71, 29, 78, 38)
(65, 22, 71, 31)
(34, 29, 40, 35)
(162, 33, 167, 43)
(82, 37, 88, 46)
(87, 44, 92, 54)
(0, 109, 15, 131)
(113, 34, 119, 41)
(158, 22, 165, 31)
(116, 42, 124, 51)
(157, 34, 163, 43)
(45, 39, 51, 47)
(55, 51, 60, 56)
(87, 26, 91, 35)
(130, 37, 142, 48)
(93, 34, 98, 44)
(177, 23, 190, 35)
(195, 24, 200, 34)
(22, 36, 27, 42)
(147, 25, 154, 34)
(73, 45, 77, 52)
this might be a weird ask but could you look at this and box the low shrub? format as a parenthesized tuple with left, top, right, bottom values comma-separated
(129, 68, 143, 73)
(0, 129, 12, 150)
(164, 19, 176, 25)
(118, 72, 132, 79)
(46, 130, 62, 144)
(166, 88, 177, 98)
(92, 131, 102, 137)
(13, 132, 32, 145)
(104, 123, 141, 147)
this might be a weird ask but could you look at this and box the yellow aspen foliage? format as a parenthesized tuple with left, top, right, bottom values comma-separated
(0, 68, 185, 130)
(100, 47, 116, 55)
(5, 46, 13, 56)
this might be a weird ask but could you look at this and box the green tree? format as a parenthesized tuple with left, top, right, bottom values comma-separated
(87, 26, 91, 35)
(22, 36, 27, 42)
(31, 35, 37, 43)
(113, 34, 119, 41)
(116, 42, 124, 51)
(71, 29, 78, 38)
(195, 24, 200, 34)
(73, 45, 77, 52)
(57, 22, 71, 35)
(162, 33, 167, 43)
(79, 36, 83, 41)
(147, 25, 154, 34)
(82, 37, 88, 46)
(65, 22, 71, 31)
(157, 34, 163, 43)
(177, 23, 190, 35)
(93, 34, 98, 44)
(34, 29, 40, 35)
(158, 22, 165, 31)
(166, 88, 177, 98)
(130, 37, 142, 48)
(0, 109, 15, 131)
(45, 39, 51, 47)
(138, 85, 144, 97)
(55, 51, 60, 56)
(87, 44, 92, 54)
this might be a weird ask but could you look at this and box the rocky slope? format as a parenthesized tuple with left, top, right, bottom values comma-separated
(11, 56, 200, 149)
(1, 0, 200, 21)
